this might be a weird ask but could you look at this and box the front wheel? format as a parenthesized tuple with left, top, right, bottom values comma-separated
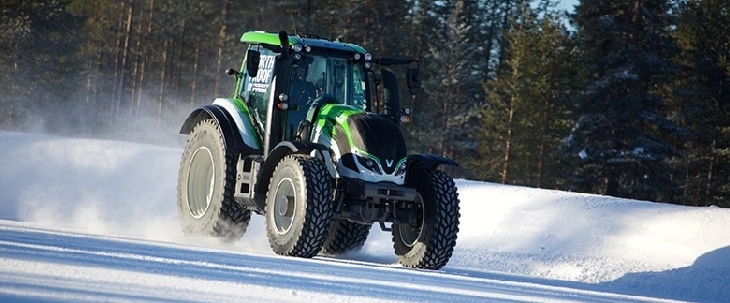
(392, 169, 460, 270)
(265, 154, 334, 257)
(321, 219, 371, 255)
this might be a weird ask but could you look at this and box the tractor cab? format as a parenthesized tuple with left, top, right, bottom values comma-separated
(235, 33, 370, 149)
(233, 31, 418, 155)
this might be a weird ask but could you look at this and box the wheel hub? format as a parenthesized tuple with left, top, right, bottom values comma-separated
(399, 193, 424, 247)
(273, 178, 297, 234)
(187, 147, 215, 219)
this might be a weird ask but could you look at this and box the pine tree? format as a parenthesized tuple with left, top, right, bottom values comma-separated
(0, 0, 84, 132)
(566, 0, 681, 201)
(672, 0, 730, 206)
(403, 0, 481, 178)
(479, 1, 575, 187)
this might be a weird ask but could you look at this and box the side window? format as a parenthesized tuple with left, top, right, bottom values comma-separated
(352, 64, 366, 109)
(309, 57, 326, 98)
(332, 59, 346, 103)
(244, 47, 276, 130)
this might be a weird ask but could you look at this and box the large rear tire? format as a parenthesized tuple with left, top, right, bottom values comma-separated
(177, 119, 251, 241)
(265, 154, 334, 257)
(392, 169, 459, 270)
(321, 219, 371, 255)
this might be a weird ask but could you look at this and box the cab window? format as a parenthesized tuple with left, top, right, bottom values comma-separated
(242, 46, 277, 131)
(291, 54, 366, 110)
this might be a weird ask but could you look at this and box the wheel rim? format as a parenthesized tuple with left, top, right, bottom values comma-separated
(399, 193, 424, 247)
(273, 178, 297, 234)
(187, 146, 215, 219)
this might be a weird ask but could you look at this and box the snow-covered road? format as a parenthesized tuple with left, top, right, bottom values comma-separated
(1, 131, 728, 302)
(0, 221, 694, 303)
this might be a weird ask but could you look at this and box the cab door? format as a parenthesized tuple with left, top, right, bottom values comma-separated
(240, 46, 277, 135)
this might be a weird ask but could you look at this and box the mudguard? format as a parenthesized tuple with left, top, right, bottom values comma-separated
(179, 98, 261, 152)
(406, 154, 459, 172)
(404, 154, 458, 196)
(253, 141, 335, 206)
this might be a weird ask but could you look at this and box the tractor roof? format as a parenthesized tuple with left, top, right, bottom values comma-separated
(240, 31, 367, 54)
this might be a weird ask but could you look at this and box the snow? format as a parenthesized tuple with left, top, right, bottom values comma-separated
(579, 148, 588, 159)
(1, 130, 729, 302)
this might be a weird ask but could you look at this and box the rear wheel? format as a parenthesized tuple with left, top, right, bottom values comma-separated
(265, 154, 334, 257)
(392, 169, 459, 270)
(177, 119, 251, 241)
(321, 219, 371, 255)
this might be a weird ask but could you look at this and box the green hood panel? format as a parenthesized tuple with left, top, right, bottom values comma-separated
(313, 104, 362, 146)
(314, 104, 407, 174)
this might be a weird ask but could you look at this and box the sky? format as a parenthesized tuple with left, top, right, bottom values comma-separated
(0, 131, 728, 302)
(560, 0, 579, 11)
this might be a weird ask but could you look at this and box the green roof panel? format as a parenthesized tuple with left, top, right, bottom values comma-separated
(240, 31, 366, 54)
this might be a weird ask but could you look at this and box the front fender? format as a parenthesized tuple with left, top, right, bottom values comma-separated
(406, 154, 459, 172)
(405, 154, 458, 186)
(253, 141, 335, 204)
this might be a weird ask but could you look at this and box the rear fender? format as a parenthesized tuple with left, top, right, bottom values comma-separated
(180, 100, 261, 152)
(212, 98, 261, 150)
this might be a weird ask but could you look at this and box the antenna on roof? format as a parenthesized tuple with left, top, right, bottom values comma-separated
(291, 15, 298, 36)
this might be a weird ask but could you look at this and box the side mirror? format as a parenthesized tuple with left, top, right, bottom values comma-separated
(381, 68, 401, 120)
(407, 68, 420, 95)
(246, 49, 261, 78)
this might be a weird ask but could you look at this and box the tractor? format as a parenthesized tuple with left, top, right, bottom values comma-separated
(177, 31, 460, 270)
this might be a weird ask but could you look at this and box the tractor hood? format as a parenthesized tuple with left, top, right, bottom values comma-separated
(313, 104, 408, 183)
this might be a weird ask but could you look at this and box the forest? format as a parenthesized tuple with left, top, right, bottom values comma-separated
(1, 0, 728, 207)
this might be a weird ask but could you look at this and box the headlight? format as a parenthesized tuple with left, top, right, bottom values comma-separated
(278, 93, 288, 101)
(293, 44, 303, 52)
(364, 52, 372, 61)
(355, 153, 382, 174)
(394, 159, 407, 176)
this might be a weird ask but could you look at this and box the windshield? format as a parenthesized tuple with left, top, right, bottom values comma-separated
(289, 53, 367, 110)
(284, 52, 368, 140)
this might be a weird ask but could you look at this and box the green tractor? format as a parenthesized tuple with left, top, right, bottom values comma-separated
(177, 31, 459, 270)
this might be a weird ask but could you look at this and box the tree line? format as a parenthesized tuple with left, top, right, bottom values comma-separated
(1, 0, 728, 207)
